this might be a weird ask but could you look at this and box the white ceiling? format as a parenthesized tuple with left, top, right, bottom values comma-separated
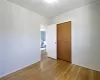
(8, 0, 99, 18)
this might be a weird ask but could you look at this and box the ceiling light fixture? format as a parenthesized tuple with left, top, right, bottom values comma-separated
(44, 0, 58, 4)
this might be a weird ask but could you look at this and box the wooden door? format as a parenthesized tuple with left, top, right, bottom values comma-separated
(57, 21, 71, 62)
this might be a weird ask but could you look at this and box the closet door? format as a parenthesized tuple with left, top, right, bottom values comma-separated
(57, 21, 71, 62)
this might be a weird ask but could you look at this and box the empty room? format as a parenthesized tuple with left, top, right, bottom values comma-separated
(0, 0, 100, 80)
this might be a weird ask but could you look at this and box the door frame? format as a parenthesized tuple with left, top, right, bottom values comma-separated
(56, 21, 72, 63)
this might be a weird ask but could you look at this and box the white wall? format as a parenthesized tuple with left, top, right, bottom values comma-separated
(0, 0, 48, 77)
(50, 1, 100, 71)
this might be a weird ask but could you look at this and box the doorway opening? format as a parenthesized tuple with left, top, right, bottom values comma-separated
(40, 25, 47, 60)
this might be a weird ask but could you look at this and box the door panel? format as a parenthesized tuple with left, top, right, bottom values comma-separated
(57, 24, 64, 60)
(57, 21, 71, 62)
(46, 24, 57, 59)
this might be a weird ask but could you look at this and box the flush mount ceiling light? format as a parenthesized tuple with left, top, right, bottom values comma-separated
(44, 0, 58, 4)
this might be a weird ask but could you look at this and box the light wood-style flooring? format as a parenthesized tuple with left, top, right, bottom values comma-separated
(1, 57, 100, 80)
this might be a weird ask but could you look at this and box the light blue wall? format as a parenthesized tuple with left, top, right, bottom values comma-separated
(41, 31, 46, 41)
